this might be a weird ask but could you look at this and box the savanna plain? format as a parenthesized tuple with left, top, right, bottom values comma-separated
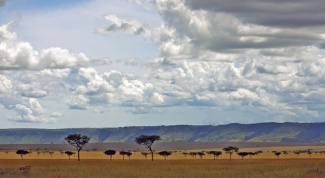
(1, 145, 325, 178)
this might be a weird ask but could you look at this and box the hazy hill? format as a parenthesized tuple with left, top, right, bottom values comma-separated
(1, 122, 325, 144)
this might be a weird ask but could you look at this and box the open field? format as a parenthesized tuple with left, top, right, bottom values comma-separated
(2, 147, 325, 160)
(1, 143, 325, 177)
(0, 159, 325, 178)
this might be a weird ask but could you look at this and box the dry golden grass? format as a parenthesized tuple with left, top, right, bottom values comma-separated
(1, 146, 325, 177)
(0, 159, 325, 178)
(2, 146, 325, 160)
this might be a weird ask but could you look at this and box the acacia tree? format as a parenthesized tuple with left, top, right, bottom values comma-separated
(237, 152, 248, 160)
(119, 151, 132, 160)
(182, 152, 189, 158)
(16, 150, 29, 159)
(282, 151, 288, 157)
(274, 152, 281, 159)
(189, 152, 197, 159)
(65, 134, 90, 161)
(104, 150, 116, 160)
(207, 151, 222, 160)
(213, 151, 222, 160)
(254, 150, 263, 156)
(158, 151, 172, 160)
(120, 151, 129, 160)
(293, 151, 301, 157)
(126, 152, 132, 160)
(206, 151, 215, 158)
(247, 152, 255, 159)
(141, 152, 150, 160)
(65, 151, 74, 160)
(307, 150, 313, 157)
(223, 146, 239, 160)
(198, 152, 205, 159)
(135, 135, 161, 161)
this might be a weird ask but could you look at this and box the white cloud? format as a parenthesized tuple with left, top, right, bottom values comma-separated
(2, 0, 325, 127)
(39, 47, 89, 69)
(97, 14, 147, 35)
(8, 98, 55, 123)
(0, 69, 72, 123)
(90, 58, 113, 66)
(67, 95, 89, 110)
(0, 75, 12, 93)
(69, 68, 166, 108)
(0, 22, 90, 70)
(186, 0, 325, 28)
(21, 90, 47, 98)
(50, 112, 63, 118)
(148, 58, 325, 119)
(124, 58, 138, 66)
(0, 23, 38, 70)
(120, 0, 325, 63)
(14, 104, 32, 116)
(2, 56, 325, 124)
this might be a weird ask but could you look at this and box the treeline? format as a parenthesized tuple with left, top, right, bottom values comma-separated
(8, 134, 325, 161)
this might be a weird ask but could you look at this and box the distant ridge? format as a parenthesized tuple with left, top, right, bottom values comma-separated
(1, 122, 325, 144)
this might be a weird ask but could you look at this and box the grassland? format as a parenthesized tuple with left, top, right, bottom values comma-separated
(1, 159, 325, 178)
(1, 145, 325, 177)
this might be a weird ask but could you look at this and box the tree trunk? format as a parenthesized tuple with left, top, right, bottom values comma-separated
(77, 150, 80, 161)
(151, 151, 154, 161)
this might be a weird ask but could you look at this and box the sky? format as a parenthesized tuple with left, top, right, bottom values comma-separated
(1, 0, 325, 128)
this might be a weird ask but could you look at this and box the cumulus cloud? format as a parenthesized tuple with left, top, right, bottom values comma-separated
(21, 90, 47, 98)
(0, 75, 12, 93)
(3, 0, 325, 125)
(90, 58, 113, 66)
(50, 112, 63, 117)
(48, 55, 323, 122)
(121, 0, 325, 62)
(2, 57, 325, 124)
(39, 48, 89, 68)
(0, 22, 90, 70)
(67, 95, 89, 110)
(147, 57, 325, 119)
(97, 14, 147, 35)
(8, 98, 55, 123)
(66, 68, 165, 110)
(124, 58, 138, 66)
(186, 0, 325, 28)
(0, 69, 72, 123)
